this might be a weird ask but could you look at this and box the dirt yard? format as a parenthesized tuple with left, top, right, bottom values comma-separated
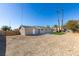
(5, 33, 79, 56)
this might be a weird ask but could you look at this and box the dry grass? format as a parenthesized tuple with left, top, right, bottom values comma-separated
(0, 30, 20, 36)
(5, 33, 79, 56)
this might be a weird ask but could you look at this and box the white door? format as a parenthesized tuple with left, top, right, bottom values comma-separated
(33, 28, 35, 34)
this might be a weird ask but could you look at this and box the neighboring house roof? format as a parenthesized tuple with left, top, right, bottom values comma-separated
(19, 25, 51, 30)
(19, 25, 34, 29)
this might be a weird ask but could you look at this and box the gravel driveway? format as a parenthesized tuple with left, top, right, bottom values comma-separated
(5, 33, 79, 56)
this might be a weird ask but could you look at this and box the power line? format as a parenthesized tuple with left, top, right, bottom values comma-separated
(21, 4, 23, 26)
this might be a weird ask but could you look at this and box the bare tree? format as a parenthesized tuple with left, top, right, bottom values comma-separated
(56, 9, 60, 32)
(61, 8, 64, 31)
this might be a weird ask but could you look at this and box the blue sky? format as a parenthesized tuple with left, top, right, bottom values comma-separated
(0, 3, 79, 29)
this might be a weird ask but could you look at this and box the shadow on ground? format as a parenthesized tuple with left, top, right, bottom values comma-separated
(0, 36, 6, 56)
(26, 33, 50, 36)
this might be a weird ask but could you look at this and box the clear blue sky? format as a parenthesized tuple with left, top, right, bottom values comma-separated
(0, 3, 79, 29)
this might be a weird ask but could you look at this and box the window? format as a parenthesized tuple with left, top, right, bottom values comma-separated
(41, 29, 43, 31)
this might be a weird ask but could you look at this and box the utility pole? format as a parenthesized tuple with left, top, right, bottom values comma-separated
(9, 19, 11, 30)
(9, 19, 11, 27)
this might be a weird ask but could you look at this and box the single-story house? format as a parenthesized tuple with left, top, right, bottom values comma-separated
(19, 25, 52, 35)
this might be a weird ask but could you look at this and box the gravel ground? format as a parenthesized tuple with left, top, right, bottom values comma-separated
(5, 33, 79, 56)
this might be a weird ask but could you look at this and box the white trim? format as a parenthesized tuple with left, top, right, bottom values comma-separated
(32, 28, 35, 35)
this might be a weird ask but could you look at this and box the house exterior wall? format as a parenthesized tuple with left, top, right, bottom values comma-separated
(20, 27, 38, 35)
(25, 28, 33, 35)
(35, 28, 51, 34)
(20, 26, 52, 35)
(44, 28, 51, 33)
(19, 27, 26, 35)
(34, 28, 40, 34)
(0, 31, 5, 35)
(39, 28, 47, 34)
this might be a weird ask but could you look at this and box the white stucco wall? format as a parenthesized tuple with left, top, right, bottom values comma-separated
(20, 27, 26, 35)
(20, 27, 52, 35)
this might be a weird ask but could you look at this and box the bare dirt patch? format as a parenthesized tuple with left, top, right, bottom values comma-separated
(5, 33, 79, 56)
